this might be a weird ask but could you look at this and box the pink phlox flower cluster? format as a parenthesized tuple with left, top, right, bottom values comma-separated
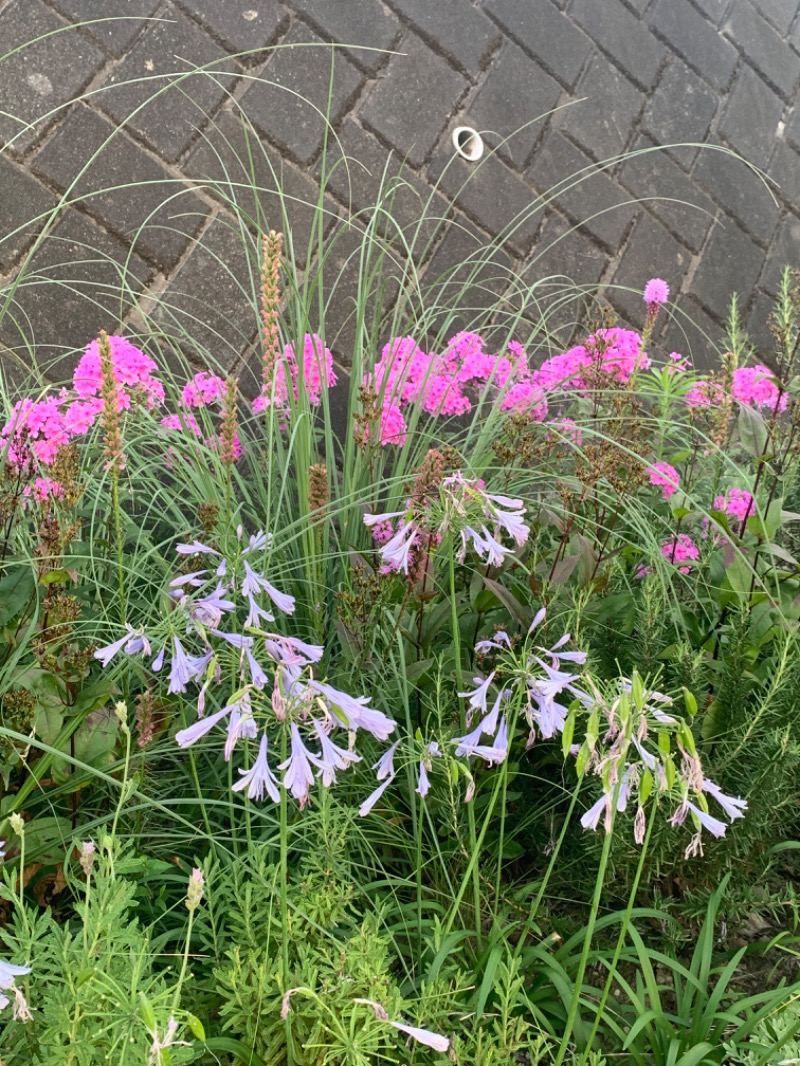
(364, 333, 545, 423)
(254, 333, 336, 413)
(732, 364, 787, 412)
(687, 366, 787, 413)
(2, 396, 72, 466)
(636, 533, 700, 577)
(648, 461, 681, 500)
(546, 417, 583, 445)
(685, 380, 724, 408)
(662, 533, 699, 572)
(161, 412, 202, 437)
(713, 487, 754, 523)
(181, 372, 227, 408)
(535, 328, 650, 393)
(22, 476, 64, 502)
(74, 335, 164, 409)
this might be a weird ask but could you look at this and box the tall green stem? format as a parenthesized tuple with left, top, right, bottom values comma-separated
(554, 791, 619, 1066)
(578, 808, 655, 1064)
(449, 541, 482, 950)
(279, 725, 294, 1066)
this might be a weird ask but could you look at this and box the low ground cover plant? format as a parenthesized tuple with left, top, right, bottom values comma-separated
(0, 211, 799, 1064)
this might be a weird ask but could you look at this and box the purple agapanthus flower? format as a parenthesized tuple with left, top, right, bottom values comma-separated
(310, 719, 361, 786)
(175, 703, 233, 748)
(232, 734, 280, 802)
(0, 960, 31, 1013)
(702, 778, 747, 821)
(310, 680, 396, 740)
(279, 723, 317, 806)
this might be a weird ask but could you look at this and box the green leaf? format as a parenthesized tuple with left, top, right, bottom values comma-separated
(186, 1014, 206, 1041)
(737, 404, 768, 458)
(482, 577, 530, 626)
(0, 565, 35, 626)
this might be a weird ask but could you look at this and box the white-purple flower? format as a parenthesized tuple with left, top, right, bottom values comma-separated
(232, 734, 281, 803)
(310, 680, 396, 740)
(358, 775, 395, 817)
(0, 960, 30, 1013)
(279, 723, 317, 806)
(310, 719, 361, 786)
(373, 740, 399, 781)
(379, 520, 418, 573)
(175, 703, 233, 748)
(458, 672, 496, 720)
(702, 778, 747, 822)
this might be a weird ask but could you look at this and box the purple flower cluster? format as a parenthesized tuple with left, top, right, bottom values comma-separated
(364, 471, 530, 575)
(94, 527, 396, 810)
(576, 676, 746, 856)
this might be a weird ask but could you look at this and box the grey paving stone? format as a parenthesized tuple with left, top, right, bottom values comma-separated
(717, 65, 784, 163)
(0, 156, 56, 272)
(660, 295, 725, 370)
(428, 144, 541, 256)
(693, 0, 737, 26)
(609, 213, 693, 324)
(0, 0, 105, 155)
(618, 140, 714, 253)
(766, 139, 800, 207)
(360, 32, 469, 168)
(691, 218, 764, 323)
(468, 39, 561, 168)
(750, 0, 797, 35)
(287, 0, 399, 72)
(32, 106, 207, 271)
(316, 222, 404, 367)
(649, 0, 738, 90)
(151, 218, 258, 366)
(527, 132, 635, 251)
(48, 0, 159, 56)
(528, 210, 606, 289)
(99, 7, 234, 164)
(693, 146, 780, 246)
(723, 0, 800, 97)
(746, 286, 780, 360)
(641, 58, 718, 169)
(184, 108, 336, 256)
(570, 0, 664, 90)
(783, 105, 800, 152)
(0, 210, 151, 378)
(385, 0, 500, 73)
(175, 0, 286, 56)
(483, 0, 592, 88)
(320, 117, 448, 248)
(757, 216, 800, 296)
(238, 22, 362, 166)
(421, 214, 515, 339)
(557, 55, 643, 161)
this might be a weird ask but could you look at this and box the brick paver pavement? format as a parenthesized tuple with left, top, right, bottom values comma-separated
(1, 0, 799, 392)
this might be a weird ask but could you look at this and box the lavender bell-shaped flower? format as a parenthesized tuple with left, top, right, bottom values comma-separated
(232, 734, 280, 802)
(279, 723, 317, 806)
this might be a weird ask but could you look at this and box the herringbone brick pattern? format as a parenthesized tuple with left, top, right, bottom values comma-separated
(1, 0, 799, 388)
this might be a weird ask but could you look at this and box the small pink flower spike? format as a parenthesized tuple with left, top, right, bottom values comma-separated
(644, 278, 669, 305)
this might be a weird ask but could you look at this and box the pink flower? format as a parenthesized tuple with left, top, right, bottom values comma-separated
(648, 462, 680, 500)
(661, 534, 699, 572)
(181, 371, 227, 408)
(732, 364, 787, 412)
(686, 380, 723, 408)
(73, 335, 164, 408)
(255, 333, 336, 411)
(643, 278, 669, 305)
(713, 488, 754, 523)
